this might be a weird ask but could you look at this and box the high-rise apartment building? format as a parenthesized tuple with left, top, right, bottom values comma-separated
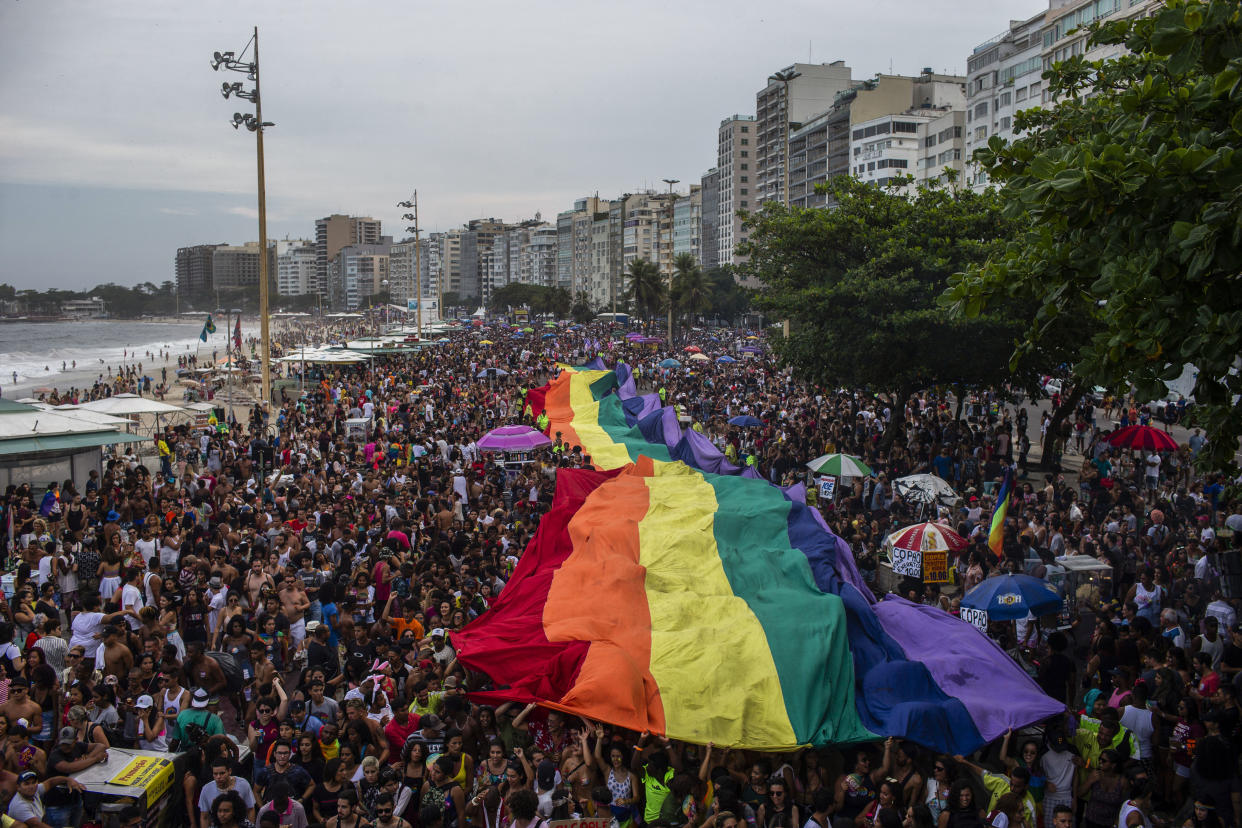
(756, 61, 854, 207)
(314, 215, 381, 300)
(330, 238, 391, 310)
(965, 0, 1159, 190)
(459, 219, 510, 302)
(428, 230, 463, 305)
(212, 242, 276, 291)
(717, 115, 756, 272)
(700, 168, 721, 270)
(277, 242, 317, 296)
(175, 244, 222, 296)
(388, 238, 432, 308)
(847, 73, 967, 191)
(556, 197, 608, 300)
(673, 185, 702, 262)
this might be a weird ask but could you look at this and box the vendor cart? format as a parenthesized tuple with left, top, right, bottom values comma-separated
(1055, 554, 1113, 629)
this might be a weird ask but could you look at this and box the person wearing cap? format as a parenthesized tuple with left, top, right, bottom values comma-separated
(8, 769, 84, 828)
(172, 686, 225, 747)
(306, 620, 340, 684)
(289, 698, 324, 738)
(133, 693, 168, 751)
(44, 726, 105, 827)
(428, 628, 455, 667)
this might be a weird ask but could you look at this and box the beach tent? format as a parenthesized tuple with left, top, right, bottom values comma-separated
(78, 394, 185, 416)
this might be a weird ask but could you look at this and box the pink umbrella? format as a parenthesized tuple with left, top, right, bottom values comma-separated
(477, 425, 553, 452)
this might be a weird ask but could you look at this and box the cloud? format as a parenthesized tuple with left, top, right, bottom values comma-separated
(157, 206, 198, 216)
(224, 206, 260, 220)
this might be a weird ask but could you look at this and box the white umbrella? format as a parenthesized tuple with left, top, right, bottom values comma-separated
(893, 474, 960, 506)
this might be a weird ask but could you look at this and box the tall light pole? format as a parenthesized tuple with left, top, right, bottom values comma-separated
(399, 191, 423, 340)
(662, 178, 678, 342)
(769, 69, 801, 207)
(213, 29, 274, 412)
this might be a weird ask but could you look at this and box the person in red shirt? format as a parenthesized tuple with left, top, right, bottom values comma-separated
(383, 701, 419, 764)
(1192, 651, 1221, 701)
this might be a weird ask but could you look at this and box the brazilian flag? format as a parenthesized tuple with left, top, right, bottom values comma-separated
(199, 314, 217, 342)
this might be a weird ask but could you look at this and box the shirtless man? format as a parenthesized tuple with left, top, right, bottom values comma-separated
(101, 626, 134, 680)
(0, 680, 42, 731)
(184, 642, 227, 696)
(243, 558, 275, 610)
(278, 574, 310, 649)
(158, 666, 191, 728)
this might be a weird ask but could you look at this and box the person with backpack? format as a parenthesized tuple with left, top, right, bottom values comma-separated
(172, 687, 225, 750)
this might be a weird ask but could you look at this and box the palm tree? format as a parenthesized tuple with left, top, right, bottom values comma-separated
(627, 258, 664, 322)
(672, 253, 711, 330)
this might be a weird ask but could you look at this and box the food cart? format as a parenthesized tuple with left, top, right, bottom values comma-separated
(72, 747, 180, 828)
(73, 739, 251, 828)
(344, 416, 372, 443)
(1054, 554, 1113, 629)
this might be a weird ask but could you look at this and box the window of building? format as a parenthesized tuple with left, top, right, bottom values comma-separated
(741, 126, 749, 132)
(1016, 86, 1028, 102)
(999, 91, 1012, 107)
(1000, 116, 1011, 131)
(1028, 82, 1041, 97)
(740, 163, 748, 170)
(741, 188, 748, 195)
(740, 138, 748, 145)
(867, 162, 875, 171)
(974, 125, 987, 141)
(974, 101, 989, 118)
(894, 121, 917, 133)
(740, 201, 748, 208)
(740, 150, 748, 157)
(740, 176, 748, 183)
(925, 135, 936, 148)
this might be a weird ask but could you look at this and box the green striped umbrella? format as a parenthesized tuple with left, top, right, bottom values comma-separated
(805, 453, 873, 477)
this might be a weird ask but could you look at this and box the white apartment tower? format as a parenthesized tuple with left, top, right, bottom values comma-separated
(717, 115, 756, 271)
(756, 61, 854, 207)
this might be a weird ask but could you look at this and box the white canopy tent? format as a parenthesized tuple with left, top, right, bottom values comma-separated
(78, 393, 185, 416)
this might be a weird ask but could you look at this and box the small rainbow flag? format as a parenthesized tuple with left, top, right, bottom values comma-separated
(988, 468, 1013, 560)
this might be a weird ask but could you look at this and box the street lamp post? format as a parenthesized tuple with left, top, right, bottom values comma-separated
(399, 191, 423, 340)
(662, 178, 679, 343)
(213, 29, 275, 414)
(768, 69, 801, 207)
(381, 279, 390, 332)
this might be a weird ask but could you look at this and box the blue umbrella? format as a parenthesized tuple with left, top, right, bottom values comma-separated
(716, 355, 736, 364)
(959, 574, 1062, 622)
(728, 415, 763, 428)
(659, 358, 681, 368)
(542, 333, 557, 339)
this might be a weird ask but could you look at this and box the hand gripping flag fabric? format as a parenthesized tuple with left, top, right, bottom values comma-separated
(457, 366, 1062, 753)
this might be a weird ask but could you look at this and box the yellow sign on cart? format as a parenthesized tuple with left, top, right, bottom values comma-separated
(922, 551, 949, 584)
(108, 755, 175, 807)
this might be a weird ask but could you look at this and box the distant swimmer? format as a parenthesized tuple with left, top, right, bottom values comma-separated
(11, 372, 16, 384)
(62, 361, 66, 371)
(72, 360, 76, 368)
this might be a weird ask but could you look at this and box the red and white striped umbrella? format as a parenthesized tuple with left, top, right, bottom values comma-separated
(1105, 424, 1178, 452)
(886, 521, 968, 553)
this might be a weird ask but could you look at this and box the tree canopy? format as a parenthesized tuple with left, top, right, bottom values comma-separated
(737, 176, 1025, 414)
(945, 0, 1242, 472)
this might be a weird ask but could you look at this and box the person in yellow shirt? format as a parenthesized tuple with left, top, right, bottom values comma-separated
(954, 755, 1036, 827)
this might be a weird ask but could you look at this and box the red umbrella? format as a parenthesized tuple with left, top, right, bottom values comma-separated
(886, 521, 968, 553)
(1105, 424, 1177, 452)
(683, 345, 702, 353)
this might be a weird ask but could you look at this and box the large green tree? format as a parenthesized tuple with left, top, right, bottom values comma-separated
(626, 258, 665, 322)
(672, 253, 712, 327)
(945, 0, 1242, 473)
(738, 176, 1025, 440)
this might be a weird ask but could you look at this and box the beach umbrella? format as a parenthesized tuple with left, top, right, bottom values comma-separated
(886, 521, 968, 554)
(542, 333, 557, 339)
(478, 425, 552, 452)
(689, 353, 709, 361)
(479, 340, 494, 345)
(659, 358, 681, 368)
(745, 335, 759, 340)
(1105, 424, 1177, 452)
(544, 321, 557, 327)
(522, 327, 535, 332)
(739, 346, 762, 354)
(806, 453, 873, 478)
(893, 474, 960, 506)
(960, 574, 1063, 622)
(716, 355, 736, 364)
(476, 367, 509, 378)
(683, 345, 702, 353)
(642, 336, 664, 343)
(728, 415, 763, 428)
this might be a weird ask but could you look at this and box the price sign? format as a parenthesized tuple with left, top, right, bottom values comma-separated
(891, 547, 922, 578)
(961, 607, 989, 632)
(922, 551, 949, 583)
(818, 477, 836, 500)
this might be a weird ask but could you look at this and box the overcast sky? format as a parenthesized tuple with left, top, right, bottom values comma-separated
(0, 0, 1039, 291)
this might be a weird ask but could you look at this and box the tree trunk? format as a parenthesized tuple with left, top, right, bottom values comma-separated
(881, 385, 912, 450)
(1039, 384, 1085, 471)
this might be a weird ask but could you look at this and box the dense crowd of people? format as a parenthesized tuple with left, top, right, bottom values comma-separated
(1, 317, 1240, 828)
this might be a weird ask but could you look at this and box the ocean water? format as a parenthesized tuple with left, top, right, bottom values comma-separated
(0, 319, 257, 397)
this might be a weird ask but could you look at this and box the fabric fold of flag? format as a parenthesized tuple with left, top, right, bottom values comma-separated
(480, 366, 1063, 753)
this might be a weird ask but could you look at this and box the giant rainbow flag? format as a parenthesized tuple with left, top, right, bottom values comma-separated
(456, 365, 1062, 753)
